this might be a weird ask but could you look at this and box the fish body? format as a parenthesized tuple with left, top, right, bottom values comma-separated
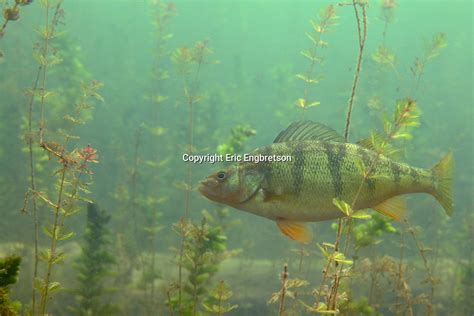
(230, 140, 435, 221)
(198, 121, 453, 242)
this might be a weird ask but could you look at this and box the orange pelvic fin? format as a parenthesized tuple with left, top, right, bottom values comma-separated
(276, 219, 312, 243)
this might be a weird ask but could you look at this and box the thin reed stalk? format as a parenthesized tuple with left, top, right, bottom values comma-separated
(278, 264, 289, 316)
(315, 1, 368, 311)
(176, 41, 208, 309)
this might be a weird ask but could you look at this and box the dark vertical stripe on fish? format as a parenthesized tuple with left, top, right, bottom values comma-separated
(260, 146, 273, 187)
(357, 146, 376, 194)
(324, 142, 345, 197)
(410, 167, 420, 185)
(390, 161, 402, 189)
(292, 143, 305, 195)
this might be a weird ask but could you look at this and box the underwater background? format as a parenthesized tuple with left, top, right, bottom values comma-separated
(0, 0, 472, 315)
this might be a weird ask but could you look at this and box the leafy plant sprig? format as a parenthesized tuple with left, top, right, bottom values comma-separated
(296, 5, 338, 114)
(0, 255, 22, 315)
(202, 281, 238, 315)
(411, 33, 447, 95)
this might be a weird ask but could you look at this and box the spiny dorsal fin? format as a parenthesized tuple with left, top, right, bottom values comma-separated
(276, 219, 312, 243)
(372, 195, 407, 221)
(274, 120, 344, 143)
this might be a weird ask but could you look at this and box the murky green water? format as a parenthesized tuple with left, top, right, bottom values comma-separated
(0, 0, 472, 315)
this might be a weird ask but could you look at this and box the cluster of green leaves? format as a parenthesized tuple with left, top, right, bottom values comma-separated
(216, 125, 256, 156)
(372, 45, 396, 70)
(171, 41, 216, 79)
(1, 0, 33, 41)
(296, 4, 337, 110)
(411, 33, 447, 78)
(340, 296, 377, 315)
(169, 212, 237, 315)
(71, 203, 116, 316)
(364, 98, 420, 157)
(352, 214, 397, 251)
(0, 255, 21, 315)
(202, 281, 238, 315)
(333, 198, 372, 220)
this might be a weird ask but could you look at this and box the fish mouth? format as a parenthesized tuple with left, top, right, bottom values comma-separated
(197, 178, 220, 201)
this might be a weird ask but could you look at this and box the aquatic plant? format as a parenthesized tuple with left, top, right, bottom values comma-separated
(268, 264, 309, 316)
(114, 122, 170, 314)
(372, 44, 397, 75)
(29, 80, 102, 315)
(304, 1, 368, 312)
(452, 214, 474, 315)
(22, 2, 64, 312)
(351, 213, 397, 253)
(168, 213, 235, 315)
(72, 202, 116, 316)
(171, 39, 216, 309)
(0, 0, 33, 40)
(311, 97, 421, 313)
(20, 3, 103, 308)
(202, 281, 238, 315)
(0, 255, 22, 315)
(296, 4, 337, 115)
(405, 221, 438, 316)
(410, 32, 447, 95)
(379, 0, 397, 43)
(340, 0, 368, 141)
(149, 0, 175, 118)
(216, 125, 256, 157)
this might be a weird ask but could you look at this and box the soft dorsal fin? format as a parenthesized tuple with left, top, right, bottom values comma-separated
(356, 137, 374, 150)
(372, 195, 407, 221)
(274, 120, 345, 143)
(276, 219, 312, 243)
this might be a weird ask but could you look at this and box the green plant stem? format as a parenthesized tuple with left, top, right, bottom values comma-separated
(405, 219, 435, 316)
(26, 64, 42, 315)
(177, 43, 205, 309)
(319, 1, 367, 311)
(39, 166, 66, 315)
(343, 0, 367, 141)
(394, 231, 405, 310)
(300, 27, 323, 119)
(38, 2, 51, 146)
(278, 264, 288, 316)
(32, 2, 61, 313)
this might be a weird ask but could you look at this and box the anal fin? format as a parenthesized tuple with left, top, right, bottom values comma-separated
(372, 195, 407, 221)
(276, 219, 311, 243)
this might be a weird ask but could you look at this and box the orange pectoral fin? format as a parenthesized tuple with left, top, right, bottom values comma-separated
(262, 188, 287, 203)
(276, 220, 312, 243)
(372, 195, 407, 221)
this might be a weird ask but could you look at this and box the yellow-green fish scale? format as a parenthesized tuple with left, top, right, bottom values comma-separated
(238, 140, 434, 221)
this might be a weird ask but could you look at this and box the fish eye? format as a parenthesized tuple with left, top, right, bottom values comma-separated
(216, 171, 226, 180)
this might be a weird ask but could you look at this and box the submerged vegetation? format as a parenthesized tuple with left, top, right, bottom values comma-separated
(0, 0, 471, 315)
(0, 255, 22, 315)
(72, 202, 115, 315)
